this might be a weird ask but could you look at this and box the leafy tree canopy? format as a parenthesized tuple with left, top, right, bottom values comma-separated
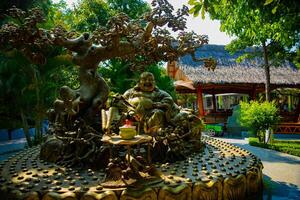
(67, 0, 150, 32)
(69, 0, 112, 31)
(107, 0, 151, 20)
(189, 0, 299, 65)
(240, 100, 280, 143)
(0, 1, 75, 136)
(99, 60, 176, 99)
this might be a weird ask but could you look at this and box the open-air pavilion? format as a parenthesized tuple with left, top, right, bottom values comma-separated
(167, 45, 300, 134)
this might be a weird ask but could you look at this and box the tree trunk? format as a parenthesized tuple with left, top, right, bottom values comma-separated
(265, 128, 271, 144)
(32, 64, 43, 144)
(262, 41, 271, 102)
(35, 117, 43, 144)
(34, 80, 43, 143)
(20, 109, 32, 147)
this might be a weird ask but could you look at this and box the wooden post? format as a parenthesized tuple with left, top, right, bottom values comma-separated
(250, 86, 257, 100)
(218, 96, 223, 109)
(167, 61, 177, 79)
(288, 95, 292, 112)
(197, 84, 205, 117)
(243, 95, 248, 102)
(212, 90, 216, 112)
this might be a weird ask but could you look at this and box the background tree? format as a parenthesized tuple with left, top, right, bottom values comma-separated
(146, 64, 176, 99)
(240, 101, 280, 143)
(0, 53, 33, 144)
(99, 60, 176, 98)
(189, 0, 300, 101)
(107, 0, 150, 19)
(0, 1, 75, 146)
(99, 59, 139, 94)
(68, 0, 149, 32)
(69, 0, 112, 32)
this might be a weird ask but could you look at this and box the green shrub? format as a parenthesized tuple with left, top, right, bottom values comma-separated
(248, 137, 300, 157)
(240, 101, 280, 143)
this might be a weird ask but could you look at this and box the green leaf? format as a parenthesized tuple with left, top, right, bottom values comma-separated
(201, 7, 205, 19)
(188, 0, 197, 5)
(191, 4, 202, 17)
(264, 0, 274, 6)
(189, 7, 196, 14)
(272, 6, 278, 14)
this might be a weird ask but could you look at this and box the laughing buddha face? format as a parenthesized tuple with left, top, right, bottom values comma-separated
(139, 72, 155, 92)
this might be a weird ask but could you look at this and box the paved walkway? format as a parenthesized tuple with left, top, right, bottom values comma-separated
(218, 137, 300, 200)
(0, 138, 27, 161)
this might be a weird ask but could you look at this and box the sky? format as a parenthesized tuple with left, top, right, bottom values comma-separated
(53, 0, 233, 45)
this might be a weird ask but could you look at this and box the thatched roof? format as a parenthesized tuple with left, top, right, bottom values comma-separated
(178, 45, 300, 86)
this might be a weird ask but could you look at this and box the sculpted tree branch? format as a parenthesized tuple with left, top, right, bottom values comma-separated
(0, 0, 215, 71)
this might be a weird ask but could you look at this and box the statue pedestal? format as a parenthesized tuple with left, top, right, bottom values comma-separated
(0, 136, 263, 200)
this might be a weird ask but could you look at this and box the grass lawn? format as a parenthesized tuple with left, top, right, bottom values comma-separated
(248, 137, 300, 157)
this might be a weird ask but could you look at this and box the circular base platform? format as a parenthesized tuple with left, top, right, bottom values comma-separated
(0, 136, 263, 200)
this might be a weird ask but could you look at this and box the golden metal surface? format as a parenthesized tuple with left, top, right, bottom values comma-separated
(223, 174, 247, 200)
(81, 191, 118, 200)
(120, 187, 157, 200)
(158, 184, 192, 200)
(192, 178, 222, 200)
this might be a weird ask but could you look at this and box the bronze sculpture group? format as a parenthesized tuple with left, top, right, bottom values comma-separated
(42, 70, 202, 178)
(42, 69, 203, 187)
(10, 0, 209, 170)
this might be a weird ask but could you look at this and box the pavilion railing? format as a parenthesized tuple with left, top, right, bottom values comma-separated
(274, 123, 300, 134)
